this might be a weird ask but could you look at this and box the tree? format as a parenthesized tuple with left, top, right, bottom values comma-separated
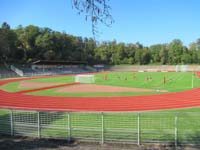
(196, 38, 200, 50)
(188, 43, 197, 64)
(168, 39, 184, 64)
(123, 43, 136, 64)
(82, 37, 96, 63)
(135, 49, 142, 64)
(94, 41, 111, 64)
(35, 29, 55, 60)
(193, 39, 200, 63)
(72, 0, 114, 37)
(1, 22, 10, 30)
(141, 48, 151, 64)
(181, 53, 192, 64)
(3, 22, 200, 65)
(149, 44, 162, 63)
(159, 46, 168, 65)
(0, 22, 18, 61)
(15, 25, 40, 62)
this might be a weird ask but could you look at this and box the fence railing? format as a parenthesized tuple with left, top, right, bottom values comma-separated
(1, 65, 200, 80)
(109, 65, 200, 72)
(10, 65, 24, 76)
(1, 109, 200, 146)
(0, 71, 91, 80)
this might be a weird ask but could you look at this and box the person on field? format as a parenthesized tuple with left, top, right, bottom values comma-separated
(132, 73, 136, 79)
(103, 74, 108, 80)
(146, 76, 152, 81)
(149, 76, 152, 81)
(146, 76, 149, 81)
(117, 74, 121, 80)
(163, 76, 166, 84)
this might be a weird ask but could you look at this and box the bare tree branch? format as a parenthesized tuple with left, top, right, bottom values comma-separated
(71, 0, 114, 38)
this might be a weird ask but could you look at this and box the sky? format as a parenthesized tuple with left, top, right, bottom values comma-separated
(0, 0, 200, 46)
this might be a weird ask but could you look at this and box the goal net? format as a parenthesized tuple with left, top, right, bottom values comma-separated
(75, 74, 95, 83)
(175, 65, 189, 72)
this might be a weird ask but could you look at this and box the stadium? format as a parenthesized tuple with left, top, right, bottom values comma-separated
(1, 64, 200, 148)
(1, 0, 200, 149)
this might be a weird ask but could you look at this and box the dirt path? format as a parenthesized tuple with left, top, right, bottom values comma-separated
(1, 135, 193, 150)
(17, 83, 79, 94)
(18, 81, 64, 89)
(56, 84, 154, 93)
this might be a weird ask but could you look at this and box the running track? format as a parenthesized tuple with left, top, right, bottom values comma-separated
(0, 73, 200, 112)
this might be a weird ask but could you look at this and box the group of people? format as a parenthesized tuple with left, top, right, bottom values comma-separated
(102, 72, 168, 84)
(103, 72, 137, 81)
(146, 76, 153, 81)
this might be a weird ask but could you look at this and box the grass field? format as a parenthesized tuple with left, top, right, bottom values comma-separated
(1, 72, 200, 145)
(96, 72, 200, 91)
(1, 72, 199, 97)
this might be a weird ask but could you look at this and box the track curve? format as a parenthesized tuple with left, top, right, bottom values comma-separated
(0, 75, 200, 112)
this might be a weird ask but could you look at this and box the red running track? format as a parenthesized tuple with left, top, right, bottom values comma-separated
(0, 73, 200, 112)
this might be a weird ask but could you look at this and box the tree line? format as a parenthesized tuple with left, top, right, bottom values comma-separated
(1, 22, 200, 65)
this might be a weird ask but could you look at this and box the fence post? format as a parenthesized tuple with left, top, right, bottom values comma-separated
(67, 112, 71, 143)
(10, 110, 14, 136)
(37, 111, 41, 138)
(137, 113, 140, 146)
(175, 113, 178, 147)
(101, 112, 104, 144)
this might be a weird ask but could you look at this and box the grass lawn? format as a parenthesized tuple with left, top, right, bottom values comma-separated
(28, 72, 200, 97)
(1, 72, 199, 96)
(94, 72, 200, 92)
(29, 89, 159, 97)
(28, 75, 75, 83)
(0, 82, 24, 92)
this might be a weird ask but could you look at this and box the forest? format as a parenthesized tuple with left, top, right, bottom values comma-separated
(1, 22, 200, 65)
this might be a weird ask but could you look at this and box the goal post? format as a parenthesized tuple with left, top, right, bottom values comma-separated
(175, 65, 189, 72)
(75, 74, 95, 83)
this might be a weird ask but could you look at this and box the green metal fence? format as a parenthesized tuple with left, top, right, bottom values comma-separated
(0, 109, 200, 146)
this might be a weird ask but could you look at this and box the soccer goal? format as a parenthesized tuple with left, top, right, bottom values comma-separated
(75, 74, 95, 83)
(175, 65, 189, 72)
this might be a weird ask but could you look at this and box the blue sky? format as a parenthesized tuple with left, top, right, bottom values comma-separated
(0, 0, 200, 46)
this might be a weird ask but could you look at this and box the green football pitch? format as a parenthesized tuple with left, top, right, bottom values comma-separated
(1, 72, 199, 97)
